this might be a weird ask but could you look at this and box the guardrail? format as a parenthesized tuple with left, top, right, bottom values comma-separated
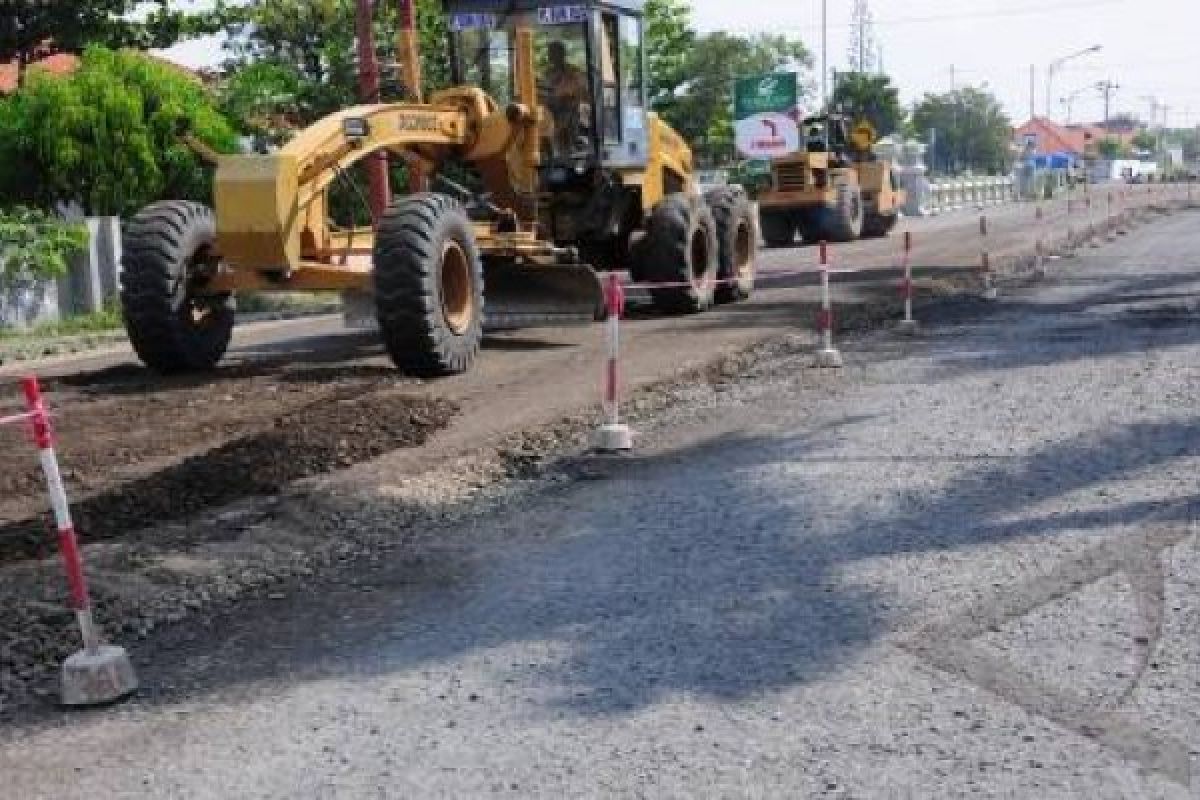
(919, 178, 1018, 217)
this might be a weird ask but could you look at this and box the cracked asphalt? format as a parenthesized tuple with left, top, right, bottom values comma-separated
(1, 208, 1198, 798)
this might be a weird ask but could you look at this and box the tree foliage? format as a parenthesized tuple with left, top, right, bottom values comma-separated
(0, 207, 88, 281)
(655, 33, 811, 165)
(0, 1, 220, 71)
(643, 0, 695, 106)
(213, 0, 450, 131)
(912, 87, 1013, 175)
(0, 46, 238, 216)
(830, 72, 903, 136)
(1131, 130, 1157, 153)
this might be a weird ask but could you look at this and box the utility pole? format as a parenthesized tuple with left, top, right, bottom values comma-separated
(821, 0, 827, 108)
(1029, 65, 1036, 120)
(1097, 80, 1119, 128)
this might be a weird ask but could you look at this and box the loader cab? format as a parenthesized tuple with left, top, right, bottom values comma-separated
(445, 1, 649, 171)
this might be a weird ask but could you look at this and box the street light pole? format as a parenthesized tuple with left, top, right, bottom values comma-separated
(821, 0, 828, 109)
(1046, 45, 1103, 120)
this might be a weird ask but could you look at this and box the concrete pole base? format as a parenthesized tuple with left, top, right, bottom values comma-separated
(814, 348, 844, 369)
(60, 645, 138, 707)
(895, 319, 920, 336)
(593, 423, 634, 453)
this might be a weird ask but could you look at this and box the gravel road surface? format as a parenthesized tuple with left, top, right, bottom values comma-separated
(0, 202, 1196, 797)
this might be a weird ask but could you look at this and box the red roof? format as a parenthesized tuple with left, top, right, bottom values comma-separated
(1015, 117, 1136, 157)
(0, 52, 80, 94)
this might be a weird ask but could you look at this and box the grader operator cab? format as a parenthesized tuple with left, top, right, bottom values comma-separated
(119, 0, 757, 377)
(757, 114, 904, 247)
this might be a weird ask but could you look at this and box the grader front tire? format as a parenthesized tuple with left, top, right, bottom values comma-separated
(373, 193, 484, 376)
(120, 201, 233, 373)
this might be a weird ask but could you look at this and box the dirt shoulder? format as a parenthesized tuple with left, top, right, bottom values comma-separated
(0, 189, 1183, 718)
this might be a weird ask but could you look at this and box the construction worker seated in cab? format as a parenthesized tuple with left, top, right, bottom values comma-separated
(543, 40, 589, 158)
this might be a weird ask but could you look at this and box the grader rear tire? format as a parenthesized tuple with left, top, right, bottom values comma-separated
(759, 210, 797, 248)
(705, 187, 757, 303)
(633, 193, 718, 314)
(120, 201, 233, 373)
(373, 193, 484, 376)
(861, 212, 898, 238)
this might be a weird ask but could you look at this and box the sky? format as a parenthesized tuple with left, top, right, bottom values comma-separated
(159, 0, 1200, 128)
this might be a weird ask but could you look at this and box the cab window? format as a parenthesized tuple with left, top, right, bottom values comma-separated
(537, 23, 591, 158)
(450, 18, 513, 105)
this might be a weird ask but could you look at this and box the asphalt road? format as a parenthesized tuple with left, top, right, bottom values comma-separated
(0, 205, 1196, 797)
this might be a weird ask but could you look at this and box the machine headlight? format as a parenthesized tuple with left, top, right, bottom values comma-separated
(342, 117, 371, 141)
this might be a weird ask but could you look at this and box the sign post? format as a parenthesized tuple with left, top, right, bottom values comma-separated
(734, 73, 800, 160)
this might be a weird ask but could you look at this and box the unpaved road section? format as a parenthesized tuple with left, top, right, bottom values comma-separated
(0, 188, 1181, 716)
(0, 189, 1170, 557)
(0, 206, 1197, 797)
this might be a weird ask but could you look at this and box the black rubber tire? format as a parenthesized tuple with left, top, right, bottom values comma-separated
(822, 183, 865, 242)
(373, 193, 484, 376)
(705, 187, 757, 303)
(759, 209, 796, 248)
(120, 200, 233, 373)
(632, 193, 718, 314)
(861, 211, 898, 238)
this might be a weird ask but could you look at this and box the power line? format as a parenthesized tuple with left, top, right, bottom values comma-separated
(724, 0, 1127, 34)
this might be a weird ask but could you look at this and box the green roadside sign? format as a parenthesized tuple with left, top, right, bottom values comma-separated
(734, 73, 798, 120)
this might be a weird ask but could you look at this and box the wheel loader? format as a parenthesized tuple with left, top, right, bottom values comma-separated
(120, 0, 757, 376)
(756, 114, 904, 247)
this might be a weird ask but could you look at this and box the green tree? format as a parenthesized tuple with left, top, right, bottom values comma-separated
(830, 72, 904, 137)
(0, 1, 219, 79)
(1096, 137, 1125, 159)
(0, 46, 238, 216)
(660, 33, 811, 165)
(1131, 130, 1157, 153)
(912, 87, 1013, 175)
(644, 0, 695, 106)
(0, 207, 88, 281)
(213, 0, 450, 128)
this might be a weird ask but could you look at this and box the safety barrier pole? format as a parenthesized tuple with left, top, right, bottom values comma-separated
(593, 274, 633, 452)
(979, 214, 997, 300)
(896, 231, 919, 335)
(814, 242, 843, 368)
(1033, 204, 1047, 278)
(21, 376, 138, 706)
(1106, 192, 1118, 242)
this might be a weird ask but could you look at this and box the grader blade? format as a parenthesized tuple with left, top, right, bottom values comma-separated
(482, 262, 606, 331)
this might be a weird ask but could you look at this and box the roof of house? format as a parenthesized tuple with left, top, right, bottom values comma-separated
(1014, 116, 1137, 156)
(0, 52, 80, 94)
(1, 50, 203, 95)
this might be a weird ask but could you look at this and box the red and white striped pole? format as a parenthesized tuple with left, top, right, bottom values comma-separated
(979, 214, 997, 299)
(896, 231, 919, 335)
(22, 376, 137, 705)
(1033, 204, 1047, 277)
(814, 242, 843, 368)
(593, 274, 633, 452)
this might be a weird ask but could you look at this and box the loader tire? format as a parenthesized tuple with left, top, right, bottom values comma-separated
(633, 193, 717, 314)
(759, 210, 797, 248)
(705, 187, 757, 303)
(861, 211, 898, 238)
(120, 200, 233, 373)
(822, 183, 864, 242)
(373, 193, 484, 376)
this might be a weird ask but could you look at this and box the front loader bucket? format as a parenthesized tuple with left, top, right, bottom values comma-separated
(482, 262, 605, 331)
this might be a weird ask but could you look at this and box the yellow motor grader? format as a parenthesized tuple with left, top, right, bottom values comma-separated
(120, 0, 757, 376)
(757, 115, 904, 247)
